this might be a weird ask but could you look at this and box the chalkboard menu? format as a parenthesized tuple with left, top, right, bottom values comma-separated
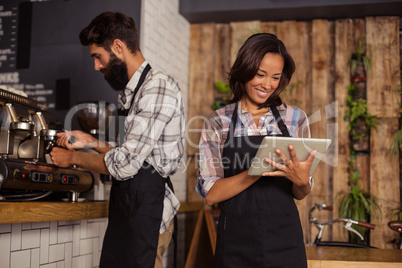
(0, 0, 140, 119)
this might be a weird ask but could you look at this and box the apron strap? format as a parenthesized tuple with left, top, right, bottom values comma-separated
(118, 63, 152, 116)
(228, 102, 239, 136)
(270, 105, 290, 137)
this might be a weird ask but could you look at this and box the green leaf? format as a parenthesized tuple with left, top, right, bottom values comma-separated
(215, 81, 231, 93)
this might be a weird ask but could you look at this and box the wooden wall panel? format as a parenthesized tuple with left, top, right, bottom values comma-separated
(188, 23, 215, 157)
(187, 23, 216, 202)
(355, 155, 370, 191)
(261, 22, 277, 36)
(366, 16, 400, 249)
(214, 23, 231, 106)
(214, 24, 231, 84)
(276, 21, 312, 114)
(370, 118, 400, 248)
(310, 19, 333, 208)
(332, 18, 366, 241)
(366, 17, 400, 118)
(229, 21, 261, 65)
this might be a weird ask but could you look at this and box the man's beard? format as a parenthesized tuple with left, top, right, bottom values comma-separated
(101, 53, 129, 91)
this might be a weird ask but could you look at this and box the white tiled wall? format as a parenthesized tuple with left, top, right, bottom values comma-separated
(0, 1, 190, 267)
(0, 219, 107, 268)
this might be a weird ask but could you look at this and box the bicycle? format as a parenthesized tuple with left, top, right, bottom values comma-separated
(309, 203, 376, 248)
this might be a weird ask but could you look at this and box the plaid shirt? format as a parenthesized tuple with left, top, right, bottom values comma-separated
(196, 101, 311, 198)
(104, 61, 184, 233)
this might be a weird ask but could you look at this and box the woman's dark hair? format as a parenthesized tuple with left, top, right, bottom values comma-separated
(79, 11, 139, 53)
(228, 33, 295, 108)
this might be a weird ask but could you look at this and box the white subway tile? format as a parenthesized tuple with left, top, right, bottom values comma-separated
(0, 233, 11, 268)
(80, 220, 87, 239)
(58, 225, 73, 243)
(49, 221, 58, 244)
(41, 263, 57, 268)
(10, 249, 30, 268)
(49, 243, 65, 262)
(79, 238, 93, 255)
(22, 222, 32, 230)
(31, 222, 49, 229)
(11, 223, 22, 251)
(0, 223, 11, 233)
(72, 224, 80, 257)
(58, 220, 80, 226)
(65, 242, 72, 268)
(87, 222, 99, 238)
(85, 253, 92, 268)
(31, 248, 39, 268)
(40, 228, 49, 264)
(57, 260, 65, 268)
(92, 237, 99, 267)
(22, 229, 40, 249)
(72, 255, 85, 268)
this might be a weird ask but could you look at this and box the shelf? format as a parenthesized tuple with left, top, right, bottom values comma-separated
(0, 201, 109, 224)
(0, 201, 205, 224)
(306, 246, 402, 267)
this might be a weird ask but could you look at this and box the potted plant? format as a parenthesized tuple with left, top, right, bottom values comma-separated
(338, 157, 382, 244)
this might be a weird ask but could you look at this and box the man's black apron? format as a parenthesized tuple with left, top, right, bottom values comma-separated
(214, 103, 307, 268)
(100, 64, 176, 268)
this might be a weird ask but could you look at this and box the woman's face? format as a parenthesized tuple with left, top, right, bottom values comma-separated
(243, 53, 284, 107)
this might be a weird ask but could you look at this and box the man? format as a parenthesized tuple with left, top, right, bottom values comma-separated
(50, 11, 184, 268)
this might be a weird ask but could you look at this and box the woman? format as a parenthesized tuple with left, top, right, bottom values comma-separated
(197, 33, 315, 267)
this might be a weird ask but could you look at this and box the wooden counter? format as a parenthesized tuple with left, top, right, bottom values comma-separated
(306, 246, 402, 268)
(0, 201, 109, 224)
(0, 201, 204, 224)
(185, 210, 402, 268)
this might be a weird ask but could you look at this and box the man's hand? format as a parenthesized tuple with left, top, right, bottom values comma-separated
(56, 130, 95, 150)
(50, 147, 74, 167)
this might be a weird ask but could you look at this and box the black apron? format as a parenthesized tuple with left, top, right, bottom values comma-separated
(100, 64, 176, 268)
(214, 103, 307, 268)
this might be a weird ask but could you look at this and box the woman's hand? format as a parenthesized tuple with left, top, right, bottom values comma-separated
(262, 145, 316, 199)
(56, 130, 95, 151)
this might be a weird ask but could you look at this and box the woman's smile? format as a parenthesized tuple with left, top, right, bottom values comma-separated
(243, 53, 284, 109)
(255, 88, 271, 98)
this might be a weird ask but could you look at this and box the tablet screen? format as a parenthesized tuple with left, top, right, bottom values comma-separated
(248, 136, 332, 176)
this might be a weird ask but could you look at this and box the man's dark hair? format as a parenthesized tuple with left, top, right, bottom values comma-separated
(228, 33, 296, 108)
(79, 11, 139, 53)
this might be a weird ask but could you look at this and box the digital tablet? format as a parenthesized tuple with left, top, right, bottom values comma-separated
(248, 136, 332, 176)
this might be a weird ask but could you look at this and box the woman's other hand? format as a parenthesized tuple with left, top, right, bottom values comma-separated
(262, 145, 316, 199)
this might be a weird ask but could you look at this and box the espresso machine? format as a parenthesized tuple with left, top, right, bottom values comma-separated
(0, 87, 94, 201)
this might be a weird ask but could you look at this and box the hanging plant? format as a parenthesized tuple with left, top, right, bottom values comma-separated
(338, 37, 381, 245)
(344, 86, 379, 151)
(347, 37, 372, 77)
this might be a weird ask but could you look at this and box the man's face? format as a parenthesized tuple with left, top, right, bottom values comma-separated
(88, 44, 129, 91)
